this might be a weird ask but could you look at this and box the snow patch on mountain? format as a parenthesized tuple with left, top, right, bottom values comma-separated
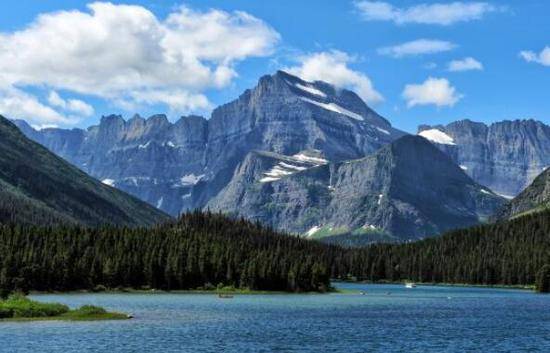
(376, 127, 390, 135)
(260, 153, 328, 183)
(156, 197, 164, 209)
(102, 179, 115, 187)
(294, 82, 327, 98)
(179, 174, 205, 186)
(418, 129, 456, 145)
(299, 97, 364, 121)
(138, 141, 152, 149)
(292, 153, 328, 165)
(305, 225, 321, 237)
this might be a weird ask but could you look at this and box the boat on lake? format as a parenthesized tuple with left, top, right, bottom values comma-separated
(405, 282, 416, 288)
(218, 294, 234, 299)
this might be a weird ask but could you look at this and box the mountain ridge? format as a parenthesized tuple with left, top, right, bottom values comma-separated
(0, 115, 170, 227)
(13, 70, 406, 217)
(207, 134, 505, 242)
(418, 119, 550, 198)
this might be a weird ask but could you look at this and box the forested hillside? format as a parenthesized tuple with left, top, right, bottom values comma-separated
(1, 209, 550, 295)
(0, 116, 169, 227)
(342, 210, 550, 287)
(0, 212, 333, 294)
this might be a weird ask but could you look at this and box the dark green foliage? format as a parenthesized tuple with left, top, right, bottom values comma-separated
(1, 208, 548, 294)
(535, 265, 550, 293)
(0, 211, 332, 293)
(0, 116, 169, 227)
(339, 209, 550, 286)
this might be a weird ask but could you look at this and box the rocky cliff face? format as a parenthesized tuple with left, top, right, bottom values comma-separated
(0, 115, 169, 227)
(494, 168, 550, 220)
(418, 119, 550, 198)
(208, 135, 505, 241)
(14, 71, 404, 216)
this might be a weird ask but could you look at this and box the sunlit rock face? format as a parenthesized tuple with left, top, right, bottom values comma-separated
(14, 71, 404, 216)
(208, 135, 505, 242)
(418, 119, 550, 198)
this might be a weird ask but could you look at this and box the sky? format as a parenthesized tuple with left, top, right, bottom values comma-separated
(0, 1, 548, 133)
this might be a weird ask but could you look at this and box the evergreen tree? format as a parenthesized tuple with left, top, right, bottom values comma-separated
(535, 265, 550, 293)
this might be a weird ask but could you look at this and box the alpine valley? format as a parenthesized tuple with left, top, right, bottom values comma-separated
(12, 71, 550, 244)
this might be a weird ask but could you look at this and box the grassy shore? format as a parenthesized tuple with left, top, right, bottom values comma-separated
(0, 294, 129, 322)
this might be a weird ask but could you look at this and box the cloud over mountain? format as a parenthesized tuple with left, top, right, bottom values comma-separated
(0, 2, 280, 124)
(402, 77, 462, 107)
(286, 50, 383, 104)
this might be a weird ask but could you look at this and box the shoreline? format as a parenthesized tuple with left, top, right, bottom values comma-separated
(333, 279, 535, 291)
(1, 312, 130, 322)
(0, 295, 131, 322)
(28, 288, 331, 296)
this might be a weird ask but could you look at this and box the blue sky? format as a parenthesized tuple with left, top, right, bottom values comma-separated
(0, 1, 548, 133)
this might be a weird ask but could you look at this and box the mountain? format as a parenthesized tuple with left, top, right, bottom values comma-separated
(0, 115, 170, 226)
(207, 135, 506, 242)
(14, 71, 405, 216)
(494, 168, 550, 220)
(418, 119, 550, 198)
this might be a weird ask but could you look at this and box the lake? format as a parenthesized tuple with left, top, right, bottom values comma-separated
(1, 283, 549, 352)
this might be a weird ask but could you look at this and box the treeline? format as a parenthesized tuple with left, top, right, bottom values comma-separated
(0, 211, 335, 295)
(339, 210, 550, 288)
(1, 209, 550, 295)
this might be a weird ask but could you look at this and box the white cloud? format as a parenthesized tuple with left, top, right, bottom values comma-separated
(355, 1, 499, 25)
(448, 57, 483, 71)
(378, 39, 456, 58)
(519, 47, 550, 66)
(286, 50, 383, 104)
(0, 87, 74, 125)
(48, 91, 94, 116)
(402, 77, 462, 107)
(129, 89, 210, 113)
(0, 2, 280, 124)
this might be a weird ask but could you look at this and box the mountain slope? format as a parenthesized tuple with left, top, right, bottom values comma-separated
(418, 119, 550, 197)
(0, 116, 170, 226)
(14, 71, 405, 216)
(494, 168, 550, 220)
(208, 135, 506, 242)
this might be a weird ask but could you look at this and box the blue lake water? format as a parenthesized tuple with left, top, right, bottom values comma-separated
(1, 283, 549, 352)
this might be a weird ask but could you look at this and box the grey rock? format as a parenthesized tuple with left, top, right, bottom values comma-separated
(418, 119, 550, 198)
(208, 135, 506, 241)
(494, 168, 550, 220)
(14, 71, 405, 216)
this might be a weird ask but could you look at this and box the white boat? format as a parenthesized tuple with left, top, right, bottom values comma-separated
(405, 282, 416, 288)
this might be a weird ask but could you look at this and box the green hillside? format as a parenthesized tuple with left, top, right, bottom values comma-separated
(0, 116, 169, 227)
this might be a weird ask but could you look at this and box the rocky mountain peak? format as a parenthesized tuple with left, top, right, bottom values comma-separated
(417, 119, 550, 197)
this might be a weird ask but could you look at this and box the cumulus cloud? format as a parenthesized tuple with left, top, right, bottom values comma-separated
(0, 2, 280, 124)
(354, 1, 499, 25)
(402, 77, 462, 107)
(128, 90, 211, 113)
(286, 50, 383, 104)
(519, 47, 550, 66)
(378, 39, 456, 58)
(448, 57, 483, 71)
(48, 91, 94, 116)
(0, 87, 74, 125)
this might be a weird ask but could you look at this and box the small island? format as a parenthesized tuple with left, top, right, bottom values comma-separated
(0, 294, 130, 321)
